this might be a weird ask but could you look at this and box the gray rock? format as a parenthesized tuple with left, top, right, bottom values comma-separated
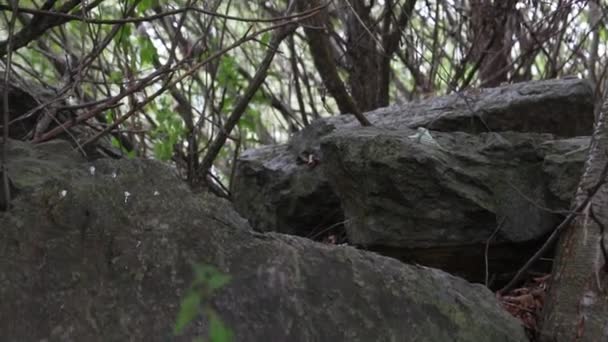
(320, 127, 587, 281)
(289, 77, 593, 157)
(233, 78, 593, 239)
(540, 137, 589, 202)
(0, 140, 527, 342)
(232, 144, 342, 237)
(232, 78, 592, 284)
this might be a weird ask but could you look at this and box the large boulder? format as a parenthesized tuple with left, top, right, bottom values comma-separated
(233, 78, 593, 238)
(0, 140, 527, 341)
(232, 78, 592, 284)
(320, 127, 588, 282)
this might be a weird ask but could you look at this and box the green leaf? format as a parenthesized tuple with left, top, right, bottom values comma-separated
(217, 55, 241, 88)
(138, 37, 158, 67)
(174, 291, 201, 335)
(208, 309, 233, 342)
(192, 264, 231, 291)
(137, 0, 157, 13)
(111, 137, 121, 148)
(114, 24, 133, 51)
(207, 272, 231, 291)
(105, 111, 115, 123)
(153, 141, 173, 160)
(110, 71, 123, 83)
(260, 32, 271, 46)
(238, 110, 258, 132)
(600, 26, 608, 41)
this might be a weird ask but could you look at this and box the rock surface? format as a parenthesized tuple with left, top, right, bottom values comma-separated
(0, 140, 527, 341)
(321, 127, 587, 281)
(232, 144, 343, 237)
(232, 78, 592, 284)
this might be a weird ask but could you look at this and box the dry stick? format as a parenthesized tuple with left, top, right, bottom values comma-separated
(198, 23, 298, 181)
(309, 218, 352, 241)
(485, 217, 506, 287)
(1, 0, 18, 211)
(0, 0, 96, 58)
(31, 67, 166, 143)
(499, 160, 608, 294)
(30, 1, 139, 142)
(0, 3, 327, 25)
(506, 180, 571, 215)
(41, 8, 320, 146)
(79, 12, 314, 148)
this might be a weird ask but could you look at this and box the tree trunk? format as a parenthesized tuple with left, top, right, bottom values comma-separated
(469, 0, 515, 87)
(540, 95, 608, 341)
(297, 0, 371, 126)
(344, 0, 381, 112)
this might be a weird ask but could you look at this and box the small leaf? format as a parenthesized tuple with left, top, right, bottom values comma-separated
(153, 142, 172, 160)
(260, 32, 271, 46)
(138, 37, 158, 66)
(217, 55, 241, 87)
(174, 291, 201, 335)
(115, 25, 132, 46)
(207, 273, 231, 291)
(137, 0, 157, 13)
(110, 71, 123, 83)
(208, 309, 233, 342)
(238, 111, 257, 131)
(111, 137, 121, 148)
(190, 264, 231, 291)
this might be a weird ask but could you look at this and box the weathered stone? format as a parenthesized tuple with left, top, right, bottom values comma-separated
(233, 78, 593, 241)
(0, 140, 527, 342)
(232, 144, 342, 237)
(320, 127, 587, 282)
(289, 77, 593, 157)
(540, 137, 589, 202)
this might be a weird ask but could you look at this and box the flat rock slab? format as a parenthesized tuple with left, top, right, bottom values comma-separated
(289, 77, 594, 156)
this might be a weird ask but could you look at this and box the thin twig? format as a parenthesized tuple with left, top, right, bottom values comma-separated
(506, 180, 572, 215)
(499, 160, 608, 294)
(308, 219, 351, 240)
(0, 3, 327, 25)
(485, 217, 506, 287)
